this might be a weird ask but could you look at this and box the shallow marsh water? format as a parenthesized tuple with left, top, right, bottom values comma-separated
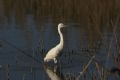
(0, 23, 91, 80)
(0, 0, 120, 80)
(0, 18, 119, 80)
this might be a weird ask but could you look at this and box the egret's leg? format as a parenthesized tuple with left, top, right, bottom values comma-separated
(54, 65, 58, 72)
(54, 58, 57, 64)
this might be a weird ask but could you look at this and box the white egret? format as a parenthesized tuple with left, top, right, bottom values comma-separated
(44, 23, 66, 63)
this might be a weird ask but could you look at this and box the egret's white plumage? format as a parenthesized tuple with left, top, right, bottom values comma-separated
(44, 23, 65, 63)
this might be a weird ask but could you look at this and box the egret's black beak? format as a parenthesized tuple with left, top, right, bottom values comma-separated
(66, 23, 80, 27)
(64, 25, 67, 27)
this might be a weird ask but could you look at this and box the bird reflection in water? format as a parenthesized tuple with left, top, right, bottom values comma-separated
(44, 64, 64, 80)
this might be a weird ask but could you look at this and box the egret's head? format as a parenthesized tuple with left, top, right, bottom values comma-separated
(58, 23, 66, 28)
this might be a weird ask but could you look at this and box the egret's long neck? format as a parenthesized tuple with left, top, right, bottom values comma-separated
(58, 27, 64, 47)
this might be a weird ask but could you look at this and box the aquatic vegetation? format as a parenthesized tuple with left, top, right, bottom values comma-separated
(0, 0, 120, 80)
